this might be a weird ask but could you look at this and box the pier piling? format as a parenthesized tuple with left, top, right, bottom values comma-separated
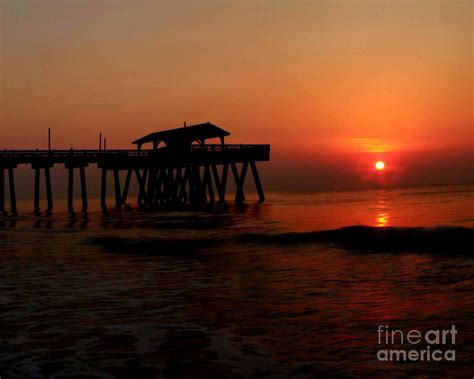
(45, 167, 53, 211)
(121, 169, 132, 205)
(0, 167, 18, 214)
(100, 168, 107, 208)
(231, 162, 248, 203)
(80, 166, 88, 210)
(8, 168, 16, 213)
(67, 167, 74, 211)
(34, 168, 40, 212)
(0, 169, 4, 213)
(137, 169, 148, 205)
(113, 169, 121, 208)
(250, 161, 265, 202)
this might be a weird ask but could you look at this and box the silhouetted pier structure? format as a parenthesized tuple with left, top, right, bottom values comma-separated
(0, 123, 270, 213)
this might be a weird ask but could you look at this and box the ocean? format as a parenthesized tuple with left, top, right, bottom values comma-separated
(1, 184, 473, 378)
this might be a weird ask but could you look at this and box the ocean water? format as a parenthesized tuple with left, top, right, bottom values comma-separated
(1, 184, 473, 378)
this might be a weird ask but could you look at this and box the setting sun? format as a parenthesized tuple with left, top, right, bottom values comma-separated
(375, 161, 385, 170)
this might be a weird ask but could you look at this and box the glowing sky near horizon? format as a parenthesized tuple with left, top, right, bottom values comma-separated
(1, 0, 472, 189)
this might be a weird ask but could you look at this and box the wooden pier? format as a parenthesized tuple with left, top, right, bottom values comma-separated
(0, 123, 270, 213)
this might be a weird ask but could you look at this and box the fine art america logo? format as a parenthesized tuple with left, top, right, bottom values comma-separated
(377, 325, 457, 362)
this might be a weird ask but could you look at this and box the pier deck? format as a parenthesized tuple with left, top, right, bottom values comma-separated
(0, 144, 269, 167)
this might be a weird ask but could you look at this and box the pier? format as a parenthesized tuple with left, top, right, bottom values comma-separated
(0, 123, 270, 213)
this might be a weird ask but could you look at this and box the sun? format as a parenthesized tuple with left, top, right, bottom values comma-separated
(375, 160, 385, 170)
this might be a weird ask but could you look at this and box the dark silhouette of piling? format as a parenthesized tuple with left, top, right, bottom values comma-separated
(0, 169, 4, 213)
(8, 168, 16, 213)
(80, 166, 87, 210)
(45, 167, 53, 211)
(34, 168, 40, 213)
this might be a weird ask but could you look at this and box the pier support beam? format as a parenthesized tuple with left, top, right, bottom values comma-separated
(188, 167, 195, 203)
(121, 169, 132, 205)
(64, 165, 88, 211)
(0, 169, 4, 213)
(203, 165, 215, 203)
(147, 168, 156, 205)
(0, 167, 18, 214)
(178, 167, 190, 203)
(169, 168, 179, 204)
(157, 169, 164, 204)
(113, 169, 121, 208)
(189, 165, 205, 204)
(30, 163, 54, 213)
(8, 168, 16, 214)
(45, 167, 53, 211)
(34, 168, 40, 213)
(67, 167, 74, 211)
(136, 169, 148, 205)
(212, 163, 228, 203)
(154, 169, 164, 204)
(101, 168, 107, 208)
(231, 162, 248, 203)
(173, 168, 182, 204)
(80, 166, 88, 210)
(250, 161, 265, 202)
(166, 168, 174, 204)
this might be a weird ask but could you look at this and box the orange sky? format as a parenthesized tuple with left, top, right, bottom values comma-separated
(1, 0, 472, 189)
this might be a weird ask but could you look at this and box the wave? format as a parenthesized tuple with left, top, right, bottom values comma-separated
(85, 226, 474, 256)
(400, 189, 473, 197)
(239, 226, 474, 255)
(84, 236, 219, 256)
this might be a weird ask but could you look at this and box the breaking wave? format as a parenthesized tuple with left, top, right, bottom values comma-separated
(84, 236, 219, 255)
(85, 225, 474, 255)
(239, 226, 474, 254)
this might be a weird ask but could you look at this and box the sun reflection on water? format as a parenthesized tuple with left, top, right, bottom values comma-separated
(376, 212, 389, 227)
(375, 192, 390, 227)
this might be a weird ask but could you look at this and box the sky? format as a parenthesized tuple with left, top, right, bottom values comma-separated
(1, 0, 473, 190)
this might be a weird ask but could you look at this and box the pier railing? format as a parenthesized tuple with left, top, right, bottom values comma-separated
(0, 144, 270, 162)
(0, 149, 140, 160)
(190, 144, 270, 152)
